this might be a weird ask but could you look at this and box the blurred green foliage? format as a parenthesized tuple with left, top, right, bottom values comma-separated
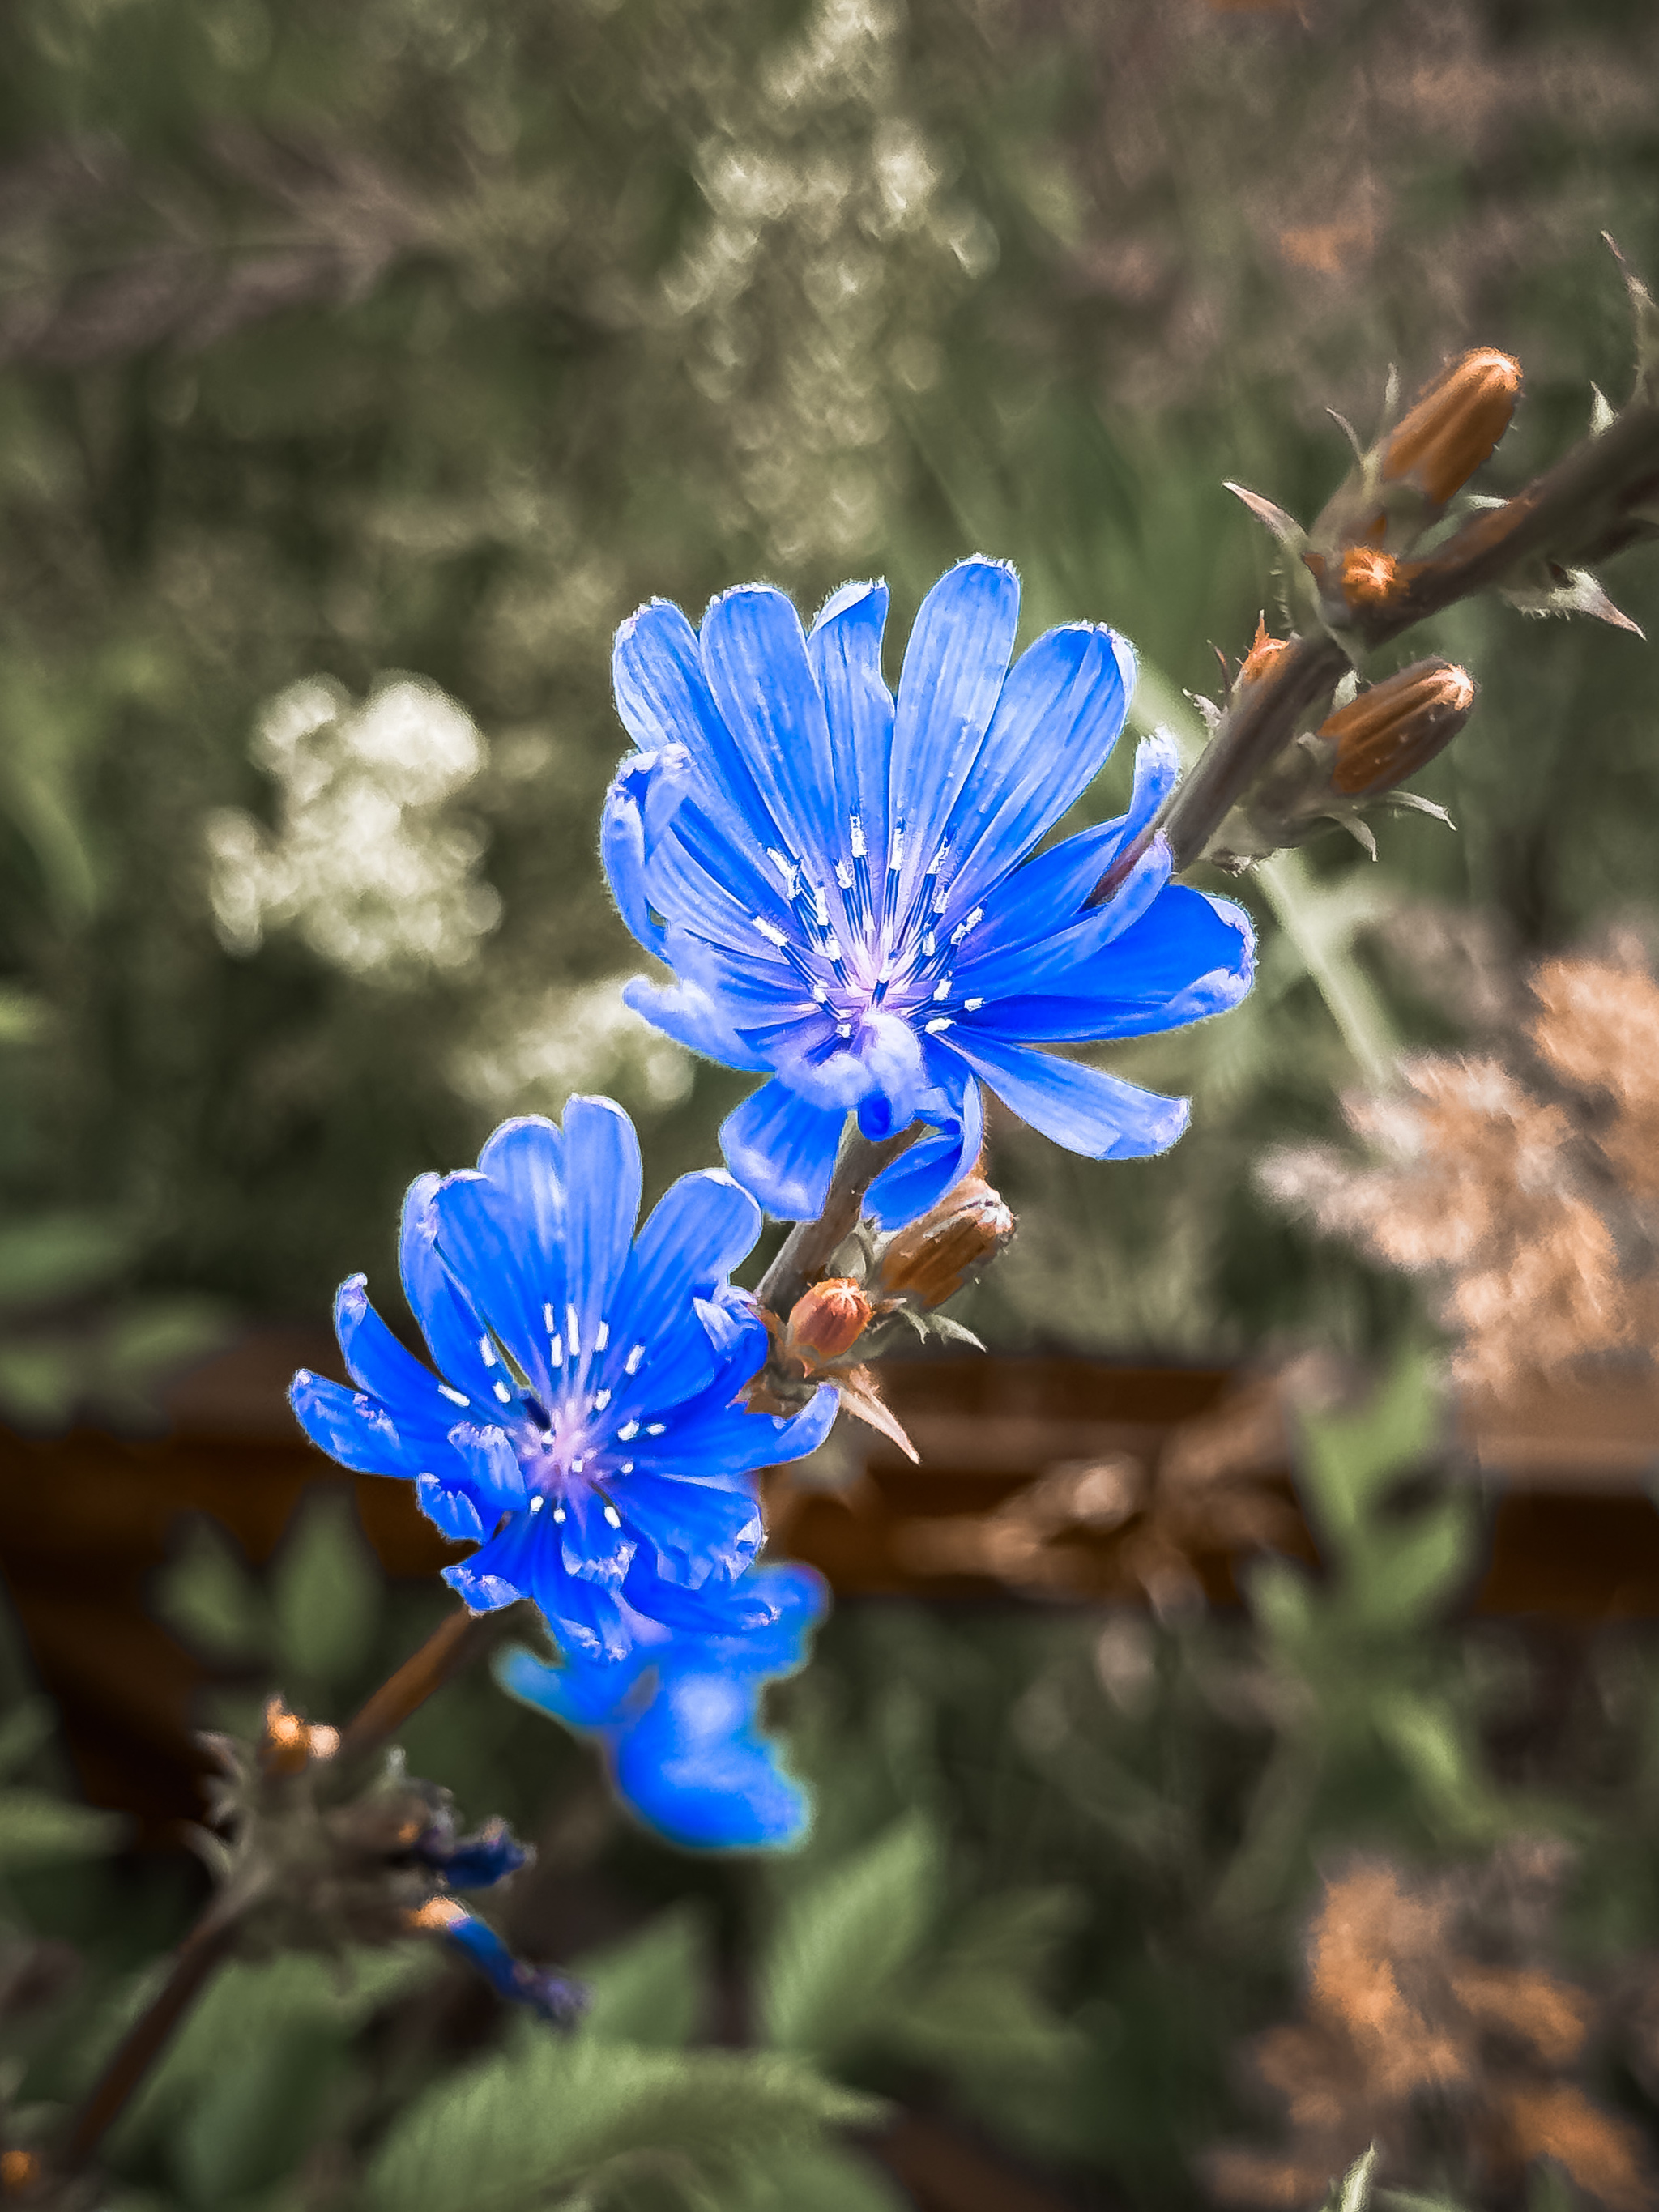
(5, 1362, 1659, 2207)
(0, 0, 1655, 1360)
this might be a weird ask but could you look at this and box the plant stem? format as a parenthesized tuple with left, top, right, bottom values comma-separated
(337, 1600, 516, 1762)
(755, 1121, 923, 1318)
(60, 1907, 244, 2174)
(1127, 667, 1401, 1083)
(56, 1600, 508, 2180)
(1096, 381, 1659, 895)
(1254, 850, 1397, 1090)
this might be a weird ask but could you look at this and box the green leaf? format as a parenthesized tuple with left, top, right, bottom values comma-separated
(0, 1695, 54, 1781)
(271, 1489, 382, 1690)
(0, 1212, 132, 1307)
(0, 1787, 126, 1867)
(1325, 2146, 1378, 2212)
(758, 1816, 938, 2061)
(577, 1908, 707, 2052)
(115, 1948, 435, 2146)
(364, 2032, 882, 2212)
(885, 1888, 1084, 2082)
(175, 2018, 344, 2209)
(1298, 1352, 1442, 1551)
(1349, 1498, 1478, 1630)
(153, 1516, 271, 1664)
(727, 2142, 910, 2212)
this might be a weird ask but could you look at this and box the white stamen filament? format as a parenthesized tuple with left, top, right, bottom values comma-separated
(603, 1504, 622, 1529)
(625, 1344, 645, 1374)
(565, 1305, 581, 1357)
(552, 1504, 566, 1523)
(493, 1379, 512, 1403)
(594, 1388, 611, 1410)
(478, 1337, 497, 1366)
(438, 1384, 469, 1407)
(595, 1320, 610, 1351)
(618, 1419, 640, 1439)
(926, 1016, 953, 1034)
(965, 996, 985, 1011)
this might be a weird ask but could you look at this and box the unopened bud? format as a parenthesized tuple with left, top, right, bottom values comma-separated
(784, 1277, 872, 1365)
(1382, 348, 1521, 506)
(1338, 545, 1398, 608)
(1322, 658, 1475, 797)
(258, 1697, 338, 1778)
(877, 1176, 1017, 1308)
(1235, 616, 1293, 693)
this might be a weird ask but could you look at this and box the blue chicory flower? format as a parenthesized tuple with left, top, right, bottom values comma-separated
(497, 1561, 825, 1851)
(602, 557, 1255, 1225)
(290, 1097, 837, 1664)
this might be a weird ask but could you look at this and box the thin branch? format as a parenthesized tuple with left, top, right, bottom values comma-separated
(755, 1122, 923, 1319)
(60, 1908, 244, 2174)
(337, 1601, 515, 1762)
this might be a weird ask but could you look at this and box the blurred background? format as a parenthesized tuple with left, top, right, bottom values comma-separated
(6, 3, 1659, 2209)
(2, 0, 1657, 1387)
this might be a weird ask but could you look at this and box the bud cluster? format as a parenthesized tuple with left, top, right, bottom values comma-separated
(1305, 348, 1524, 625)
(191, 1696, 578, 2022)
(1207, 656, 1475, 869)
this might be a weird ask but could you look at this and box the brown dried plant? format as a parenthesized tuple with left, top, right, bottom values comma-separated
(1205, 1844, 1654, 2211)
(1261, 947, 1659, 1396)
(892, 1369, 1300, 1612)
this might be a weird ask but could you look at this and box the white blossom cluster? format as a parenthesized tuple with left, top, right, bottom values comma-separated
(205, 675, 501, 980)
(651, 0, 998, 566)
(450, 974, 693, 1120)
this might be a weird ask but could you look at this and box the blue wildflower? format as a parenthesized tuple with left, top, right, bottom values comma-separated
(290, 1097, 837, 1664)
(422, 1900, 588, 2025)
(603, 558, 1255, 1225)
(498, 1562, 825, 1851)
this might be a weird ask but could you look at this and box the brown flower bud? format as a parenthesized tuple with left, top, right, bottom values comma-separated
(1322, 658, 1475, 797)
(784, 1277, 872, 1365)
(1382, 348, 1521, 506)
(1235, 616, 1293, 693)
(258, 1697, 338, 1778)
(877, 1175, 1017, 1308)
(1338, 544, 1398, 608)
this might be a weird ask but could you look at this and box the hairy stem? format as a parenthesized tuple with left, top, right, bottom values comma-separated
(338, 1601, 516, 1762)
(756, 1120, 923, 1318)
(60, 1907, 244, 2174)
(57, 1600, 509, 2178)
(1095, 385, 1659, 897)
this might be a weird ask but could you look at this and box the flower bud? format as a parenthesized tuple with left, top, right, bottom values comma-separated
(1235, 616, 1293, 694)
(258, 1697, 338, 1777)
(1321, 658, 1475, 797)
(877, 1175, 1017, 1308)
(1337, 545, 1398, 609)
(784, 1277, 872, 1364)
(1382, 348, 1521, 506)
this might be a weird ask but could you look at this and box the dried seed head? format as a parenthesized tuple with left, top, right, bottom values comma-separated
(1321, 658, 1476, 796)
(784, 1277, 872, 1364)
(877, 1174, 1017, 1308)
(1383, 348, 1522, 506)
